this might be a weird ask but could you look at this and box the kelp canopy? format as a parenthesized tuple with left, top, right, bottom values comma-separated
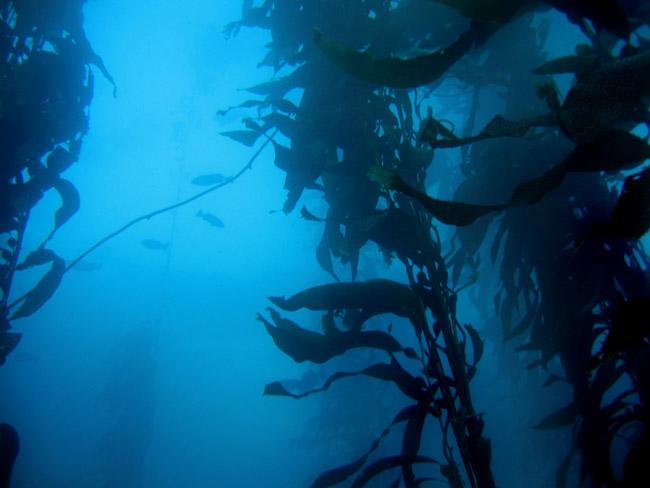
(224, 0, 650, 487)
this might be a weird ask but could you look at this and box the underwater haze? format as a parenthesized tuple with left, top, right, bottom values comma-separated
(1, 1, 650, 487)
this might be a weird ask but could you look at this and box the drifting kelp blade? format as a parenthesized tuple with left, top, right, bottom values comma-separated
(16, 248, 59, 270)
(268, 279, 421, 317)
(422, 113, 555, 149)
(401, 405, 428, 484)
(266, 360, 426, 402)
(316, 225, 339, 281)
(52, 179, 80, 234)
(10, 255, 66, 320)
(479, 114, 550, 138)
(533, 402, 578, 430)
(465, 324, 484, 367)
(216, 99, 262, 116)
(312, 455, 368, 488)
(351, 455, 440, 488)
(219, 129, 262, 147)
(511, 163, 567, 205)
(311, 405, 421, 488)
(532, 54, 597, 76)
(300, 205, 324, 222)
(258, 311, 406, 363)
(370, 166, 508, 225)
(511, 131, 650, 206)
(407, 191, 508, 226)
(46, 144, 79, 174)
(313, 24, 484, 88)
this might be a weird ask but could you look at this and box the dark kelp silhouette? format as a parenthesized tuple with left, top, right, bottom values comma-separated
(369, 166, 510, 226)
(313, 23, 493, 89)
(223, 1, 650, 486)
(544, 49, 650, 144)
(259, 309, 414, 364)
(269, 279, 428, 333)
(0, 423, 19, 488)
(581, 166, 650, 241)
(0, 1, 97, 361)
(420, 112, 556, 149)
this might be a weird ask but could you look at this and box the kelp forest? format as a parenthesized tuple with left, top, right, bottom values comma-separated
(1, 0, 650, 487)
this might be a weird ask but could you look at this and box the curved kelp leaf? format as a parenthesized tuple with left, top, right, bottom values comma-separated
(421, 113, 555, 149)
(46, 143, 81, 174)
(301, 205, 325, 222)
(16, 248, 58, 271)
(369, 167, 509, 226)
(10, 254, 65, 320)
(43, 178, 80, 243)
(268, 279, 426, 331)
(465, 324, 484, 369)
(258, 309, 408, 363)
(265, 359, 426, 402)
(313, 23, 489, 89)
(351, 456, 440, 488)
(510, 163, 567, 205)
(219, 129, 262, 147)
(533, 402, 578, 430)
(401, 405, 428, 485)
(532, 54, 598, 77)
(311, 405, 423, 488)
(316, 221, 340, 281)
(272, 140, 328, 213)
(0, 332, 21, 366)
(244, 63, 313, 98)
(512, 131, 650, 205)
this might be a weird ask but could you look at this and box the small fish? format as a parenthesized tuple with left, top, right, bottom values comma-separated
(141, 239, 169, 250)
(190, 173, 228, 186)
(197, 210, 224, 228)
(70, 260, 103, 272)
(190, 173, 227, 186)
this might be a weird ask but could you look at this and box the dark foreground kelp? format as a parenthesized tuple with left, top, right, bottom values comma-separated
(0, 0, 112, 364)
(226, 0, 650, 487)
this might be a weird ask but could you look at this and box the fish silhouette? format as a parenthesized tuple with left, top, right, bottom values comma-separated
(196, 210, 224, 228)
(141, 239, 168, 250)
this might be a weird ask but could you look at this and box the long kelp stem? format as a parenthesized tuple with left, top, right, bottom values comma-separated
(7, 130, 277, 312)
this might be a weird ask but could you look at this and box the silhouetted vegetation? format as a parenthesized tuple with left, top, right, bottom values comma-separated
(225, 0, 650, 486)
